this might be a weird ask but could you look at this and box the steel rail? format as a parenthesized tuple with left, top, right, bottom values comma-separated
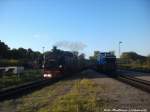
(0, 69, 86, 101)
(117, 74, 150, 93)
(0, 78, 60, 101)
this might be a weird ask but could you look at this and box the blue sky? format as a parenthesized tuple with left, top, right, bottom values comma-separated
(0, 0, 150, 57)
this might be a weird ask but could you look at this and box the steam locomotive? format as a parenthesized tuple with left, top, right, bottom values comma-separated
(43, 48, 79, 78)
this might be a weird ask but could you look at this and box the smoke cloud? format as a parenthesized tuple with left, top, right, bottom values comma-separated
(54, 41, 87, 51)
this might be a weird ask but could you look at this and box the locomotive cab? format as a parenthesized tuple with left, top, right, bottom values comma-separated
(43, 59, 64, 78)
(97, 52, 116, 73)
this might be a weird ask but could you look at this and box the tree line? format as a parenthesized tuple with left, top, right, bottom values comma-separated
(119, 52, 150, 72)
(0, 40, 42, 68)
(0, 41, 86, 68)
(1, 40, 150, 71)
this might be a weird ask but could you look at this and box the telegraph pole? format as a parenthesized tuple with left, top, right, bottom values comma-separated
(42, 47, 45, 70)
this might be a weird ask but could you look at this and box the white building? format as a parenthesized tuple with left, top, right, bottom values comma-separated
(0, 66, 24, 74)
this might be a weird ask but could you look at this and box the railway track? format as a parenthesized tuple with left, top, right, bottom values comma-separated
(0, 70, 85, 101)
(117, 73, 150, 93)
(0, 77, 61, 101)
(1, 69, 149, 101)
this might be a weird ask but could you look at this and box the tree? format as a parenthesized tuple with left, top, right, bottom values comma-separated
(119, 52, 149, 69)
(0, 40, 10, 58)
(120, 52, 146, 62)
(0, 40, 43, 68)
(18, 48, 27, 58)
(27, 48, 34, 59)
(89, 51, 100, 61)
(10, 49, 19, 59)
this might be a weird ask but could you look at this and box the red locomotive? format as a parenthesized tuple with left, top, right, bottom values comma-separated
(43, 47, 78, 78)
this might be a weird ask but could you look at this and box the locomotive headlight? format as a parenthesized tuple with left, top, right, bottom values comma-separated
(59, 65, 62, 68)
(47, 74, 52, 78)
(44, 74, 48, 77)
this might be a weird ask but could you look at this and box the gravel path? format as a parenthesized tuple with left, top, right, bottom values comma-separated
(83, 69, 150, 111)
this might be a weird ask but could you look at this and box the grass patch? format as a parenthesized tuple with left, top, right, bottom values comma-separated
(0, 69, 42, 90)
(51, 79, 108, 112)
(12, 79, 75, 112)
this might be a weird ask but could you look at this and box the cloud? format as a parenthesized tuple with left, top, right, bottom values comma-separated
(54, 40, 87, 51)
